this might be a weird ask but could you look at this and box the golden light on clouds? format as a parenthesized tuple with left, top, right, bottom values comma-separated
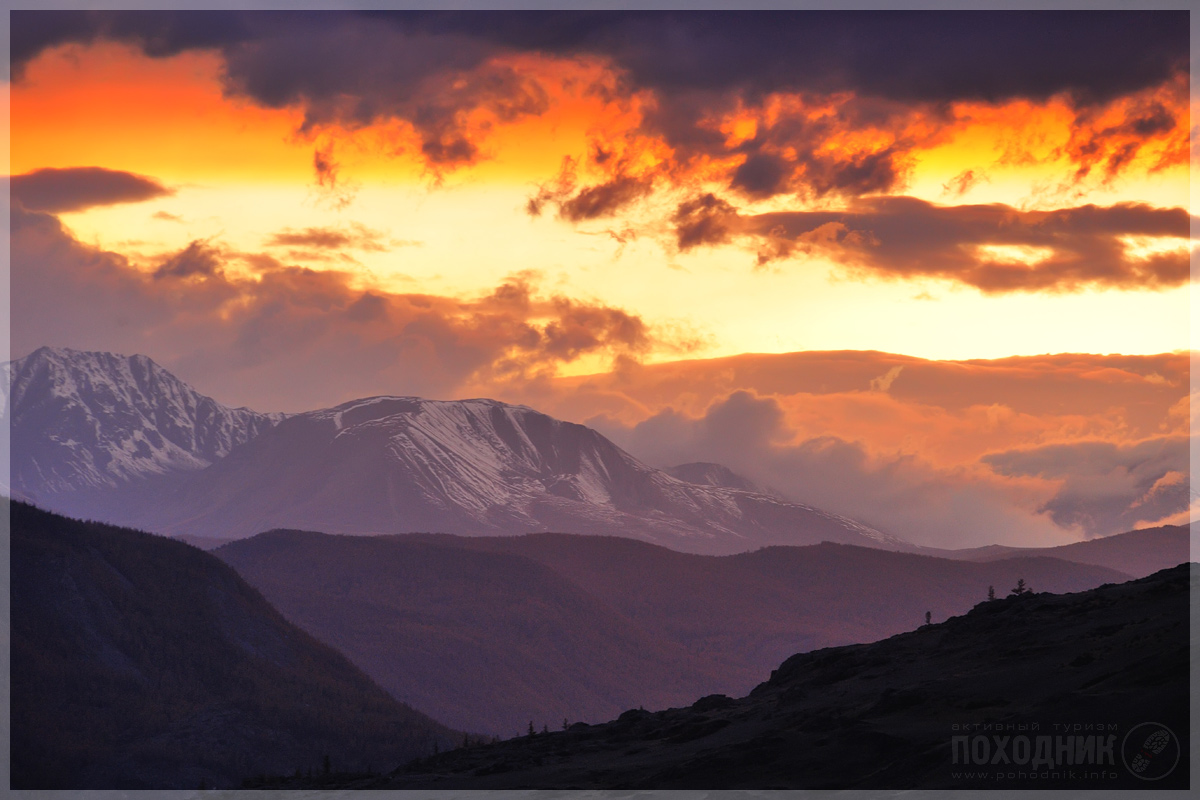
(11, 18, 1192, 375)
(12, 43, 311, 183)
(9, 10, 1191, 546)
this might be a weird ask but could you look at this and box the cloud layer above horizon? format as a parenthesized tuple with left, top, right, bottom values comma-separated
(7, 10, 1192, 548)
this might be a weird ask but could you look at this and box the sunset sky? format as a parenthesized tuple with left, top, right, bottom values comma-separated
(7, 10, 1194, 547)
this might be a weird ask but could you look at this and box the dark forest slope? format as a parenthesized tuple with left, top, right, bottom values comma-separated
(10, 501, 458, 789)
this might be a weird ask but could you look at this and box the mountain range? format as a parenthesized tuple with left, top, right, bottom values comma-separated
(324, 563, 1194, 790)
(8, 345, 1192, 789)
(216, 527, 1135, 736)
(4, 347, 905, 555)
(927, 524, 1191, 579)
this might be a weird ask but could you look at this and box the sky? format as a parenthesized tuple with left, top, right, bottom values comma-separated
(6, 10, 1194, 547)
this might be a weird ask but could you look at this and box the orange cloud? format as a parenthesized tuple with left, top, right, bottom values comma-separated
(10, 166, 173, 213)
(672, 196, 1190, 292)
(499, 348, 1188, 544)
(10, 205, 692, 413)
(564, 378, 1189, 545)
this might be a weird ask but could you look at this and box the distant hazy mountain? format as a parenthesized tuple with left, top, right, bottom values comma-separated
(217, 528, 1132, 736)
(924, 524, 1191, 579)
(218, 529, 740, 736)
(10, 501, 457, 789)
(2, 347, 283, 518)
(140, 395, 907, 554)
(352, 564, 1193, 790)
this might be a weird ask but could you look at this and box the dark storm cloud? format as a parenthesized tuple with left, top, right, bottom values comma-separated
(12, 10, 1187, 204)
(12, 10, 1186, 132)
(9, 9, 257, 80)
(11, 167, 173, 213)
(217, 16, 543, 167)
(707, 196, 1190, 292)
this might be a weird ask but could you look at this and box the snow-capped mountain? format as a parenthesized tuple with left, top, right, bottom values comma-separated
(130, 395, 909, 554)
(2, 347, 284, 505)
(7, 347, 907, 554)
(667, 461, 771, 495)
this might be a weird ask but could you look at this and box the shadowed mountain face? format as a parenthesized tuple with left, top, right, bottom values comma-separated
(9, 502, 458, 789)
(135, 395, 907, 554)
(216, 528, 1133, 737)
(335, 564, 1191, 790)
(2, 347, 283, 518)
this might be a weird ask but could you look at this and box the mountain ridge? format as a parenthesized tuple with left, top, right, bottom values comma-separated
(9, 500, 458, 789)
(131, 393, 909, 554)
(7, 347, 905, 555)
(216, 526, 1134, 736)
(3, 346, 284, 508)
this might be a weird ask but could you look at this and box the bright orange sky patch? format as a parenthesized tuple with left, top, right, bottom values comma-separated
(12, 43, 310, 184)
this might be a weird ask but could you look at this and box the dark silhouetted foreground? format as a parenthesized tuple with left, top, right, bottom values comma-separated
(10, 501, 459, 789)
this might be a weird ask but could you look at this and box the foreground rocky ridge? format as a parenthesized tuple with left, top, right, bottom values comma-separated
(261, 563, 1191, 790)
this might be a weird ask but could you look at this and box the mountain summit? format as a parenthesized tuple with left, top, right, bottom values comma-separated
(137, 395, 906, 553)
(7, 347, 904, 554)
(2, 347, 283, 510)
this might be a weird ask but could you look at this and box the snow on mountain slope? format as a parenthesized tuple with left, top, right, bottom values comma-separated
(134, 395, 910, 555)
(2, 347, 284, 498)
(667, 462, 772, 495)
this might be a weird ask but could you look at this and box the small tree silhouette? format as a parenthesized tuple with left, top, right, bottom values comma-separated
(988, 585, 996, 601)
(528, 720, 535, 737)
(563, 717, 569, 730)
(924, 610, 931, 625)
(542, 723, 549, 734)
(1010, 578, 1030, 596)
